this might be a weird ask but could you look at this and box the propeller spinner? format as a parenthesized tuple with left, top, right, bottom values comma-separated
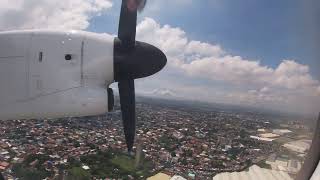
(114, 0, 167, 153)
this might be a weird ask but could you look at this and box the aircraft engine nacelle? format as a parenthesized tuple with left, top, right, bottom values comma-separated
(0, 30, 115, 120)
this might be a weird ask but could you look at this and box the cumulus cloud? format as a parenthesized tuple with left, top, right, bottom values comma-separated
(273, 60, 319, 89)
(181, 56, 274, 86)
(150, 88, 176, 97)
(0, 0, 112, 30)
(0, 0, 318, 115)
(136, 17, 320, 114)
(137, 18, 224, 59)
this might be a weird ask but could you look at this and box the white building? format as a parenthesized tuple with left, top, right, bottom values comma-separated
(272, 129, 292, 135)
(259, 133, 280, 138)
(283, 139, 311, 153)
(212, 165, 292, 180)
(170, 175, 187, 180)
(266, 154, 302, 174)
(250, 135, 274, 142)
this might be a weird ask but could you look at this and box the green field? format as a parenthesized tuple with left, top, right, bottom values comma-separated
(12, 149, 154, 180)
(78, 149, 154, 179)
(111, 155, 136, 172)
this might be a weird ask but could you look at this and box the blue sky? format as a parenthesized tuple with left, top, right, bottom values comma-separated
(1, 0, 318, 115)
(88, 0, 319, 79)
(84, 0, 320, 115)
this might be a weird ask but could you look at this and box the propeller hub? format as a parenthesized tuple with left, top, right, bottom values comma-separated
(114, 38, 167, 81)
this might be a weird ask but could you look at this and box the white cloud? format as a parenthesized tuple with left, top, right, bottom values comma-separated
(260, 87, 270, 93)
(151, 88, 176, 97)
(0, 0, 112, 30)
(185, 41, 225, 58)
(136, 17, 320, 114)
(181, 56, 273, 86)
(140, 0, 193, 15)
(0, 0, 317, 115)
(137, 18, 225, 63)
(273, 60, 319, 89)
(137, 18, 189, 56)
(137, 18, 319, 94)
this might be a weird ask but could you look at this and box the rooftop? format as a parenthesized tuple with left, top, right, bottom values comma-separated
(212, 165, 292, 180)
(147, 173, 171, 180)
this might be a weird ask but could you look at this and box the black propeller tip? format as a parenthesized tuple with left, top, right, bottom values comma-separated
(118, 79, 136, 152)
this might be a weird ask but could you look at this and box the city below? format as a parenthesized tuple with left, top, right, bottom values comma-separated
(0, 96, 315, 180)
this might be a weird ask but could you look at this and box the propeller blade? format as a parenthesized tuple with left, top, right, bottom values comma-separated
(118, 79, 136, 152)
(115, 0, 166, 153)
(118, 0, 137, 49)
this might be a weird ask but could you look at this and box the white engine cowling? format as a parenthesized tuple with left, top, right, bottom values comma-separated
(0, 30, 115, 120)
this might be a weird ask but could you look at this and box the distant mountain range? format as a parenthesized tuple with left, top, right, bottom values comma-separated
(113, 88, 318, 122)
(133, 95, 317, 124)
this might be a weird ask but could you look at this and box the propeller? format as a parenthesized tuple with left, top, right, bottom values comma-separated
(114, 0, 166, 153)
(126, 0, 147, 12)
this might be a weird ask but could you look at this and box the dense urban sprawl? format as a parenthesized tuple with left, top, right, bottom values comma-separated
(0, 97, 313, 179)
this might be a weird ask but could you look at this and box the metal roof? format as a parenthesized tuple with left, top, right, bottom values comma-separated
(212, 165, 293, 180)
(170, 175, 187, 180)
(147, 173, 171, 180)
